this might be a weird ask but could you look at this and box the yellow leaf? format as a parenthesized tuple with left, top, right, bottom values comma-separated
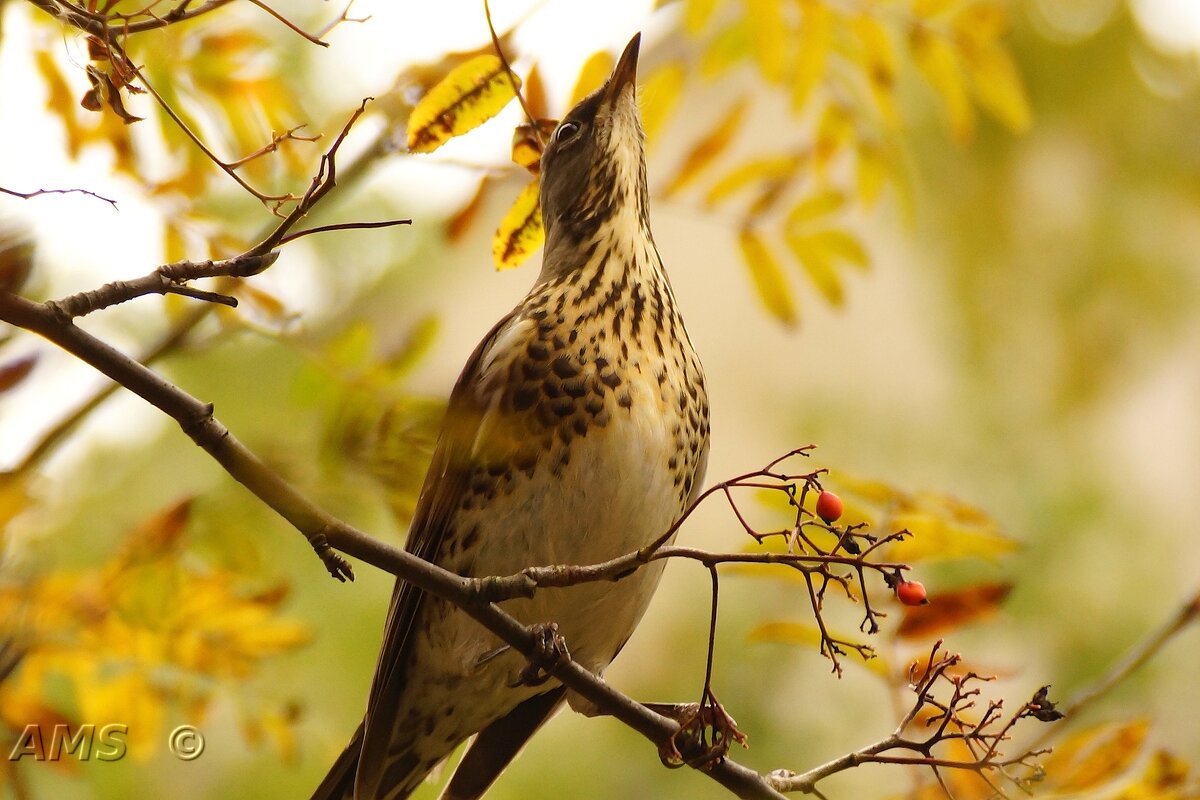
(684, 0, 722, 35)
(704, 154, 803, 207)
(663, 98, 747, 196)
(855, 141, 888, 205)
(810, 228, 869, 270)
(77, 671, 165, 760)
(738, 228, 797, 326)
(1133, 749, 1191, 793)
(791, 0, 835, 110)
(701, 19, 751, 78)
(962, 43, 1032, 133)
(748, 621, 888, 677)
(784, 231, 843, 306)
(853, 14, 900, 126)
(570, 51, 615, 107)
(887, 505, 1017, 564)
(492, 180, 543, 271)
(35, 49, 86, 159)
(641, 61, 686, 147)
(910, 26, 974, 142)
(511, 119, 556, 173)
(406, 55, 519, 153)
(1045, 721, 1150, 793)
(746, 0, 790, 83)
(914, 0, 957, 19)
(814, 102, 855, 170)
(786, 190, 846, 228)
(0, 474, 32, 536)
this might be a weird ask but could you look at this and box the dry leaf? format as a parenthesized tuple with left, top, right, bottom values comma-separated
(664, 98, 747, 196)
(0, 355, 37, 395)
(446, 178, 490, 242)
(896, 582, 1012, 639)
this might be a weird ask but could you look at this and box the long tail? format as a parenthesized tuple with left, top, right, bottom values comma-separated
(311, 721, 363, 800)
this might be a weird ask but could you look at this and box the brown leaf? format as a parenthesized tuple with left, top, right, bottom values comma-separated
(664, 98, 748, 196)
(446, 178, 490, 242)
(0, 230, 35, 294)
(523, 63, 548, 119)
(896, 582, 1012, 639)
(0, 355, 37, 395)
(115, 499, 192, 567)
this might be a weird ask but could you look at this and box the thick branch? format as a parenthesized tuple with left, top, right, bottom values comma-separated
(0, 289, 787, 800)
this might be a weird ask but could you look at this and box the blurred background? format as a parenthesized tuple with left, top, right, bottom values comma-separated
(1, 0, 1198, 797)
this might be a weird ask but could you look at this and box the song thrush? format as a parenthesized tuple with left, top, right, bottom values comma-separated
(313, 32, 709, 800)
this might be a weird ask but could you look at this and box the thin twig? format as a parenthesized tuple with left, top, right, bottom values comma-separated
(276, 218, 411, 246)
(483, 0, 542, 144)
(1, 184, 118, 209)
(245, 0, 329, 46)
(1029, 589, 1200, 750)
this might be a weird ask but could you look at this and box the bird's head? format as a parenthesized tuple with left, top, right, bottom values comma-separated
(539, 33, 649, 257)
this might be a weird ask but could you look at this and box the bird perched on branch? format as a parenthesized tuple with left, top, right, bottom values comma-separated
(313, 32, 709, 800)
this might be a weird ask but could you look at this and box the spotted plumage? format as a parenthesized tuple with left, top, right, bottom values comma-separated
(313, 33, 709, 800)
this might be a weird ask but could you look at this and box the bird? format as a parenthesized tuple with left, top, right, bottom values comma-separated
(313, 32, 710, 800)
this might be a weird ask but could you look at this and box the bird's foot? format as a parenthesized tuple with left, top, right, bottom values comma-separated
(510, 622, 570, 687)
(651, 695, 748, 771)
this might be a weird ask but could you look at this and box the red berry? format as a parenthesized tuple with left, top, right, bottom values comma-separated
(815, 490, 843, 524)
(896, 580, 928, 606)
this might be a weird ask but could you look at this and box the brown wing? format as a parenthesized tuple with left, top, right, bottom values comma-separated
(355, 309, 519, 791)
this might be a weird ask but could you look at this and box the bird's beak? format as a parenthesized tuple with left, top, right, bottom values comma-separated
(603, 33, 641, 105)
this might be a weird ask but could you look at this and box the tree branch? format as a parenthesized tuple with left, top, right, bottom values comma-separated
(1, 184, 118, 208)
(0, 287, 796, 799)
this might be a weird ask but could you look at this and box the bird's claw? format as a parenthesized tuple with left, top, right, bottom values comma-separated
(510, 622, 569, 687)
(655, 695, 748, 771)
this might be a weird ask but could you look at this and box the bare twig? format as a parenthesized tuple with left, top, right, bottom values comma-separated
(245, 0, 329, 46)
(1, 184, 118, 209)
(276, 218, 411, 247)
(1027, 589, 1200, 751)
(483, 0, 542, 143)
(768, 643, 1056, 797)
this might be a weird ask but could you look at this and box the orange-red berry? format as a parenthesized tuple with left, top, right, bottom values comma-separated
(896, 580, 928, 606)
(815, 490, 843, 524)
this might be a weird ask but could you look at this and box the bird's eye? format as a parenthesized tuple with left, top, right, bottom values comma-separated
(555, 121, 580, 144)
